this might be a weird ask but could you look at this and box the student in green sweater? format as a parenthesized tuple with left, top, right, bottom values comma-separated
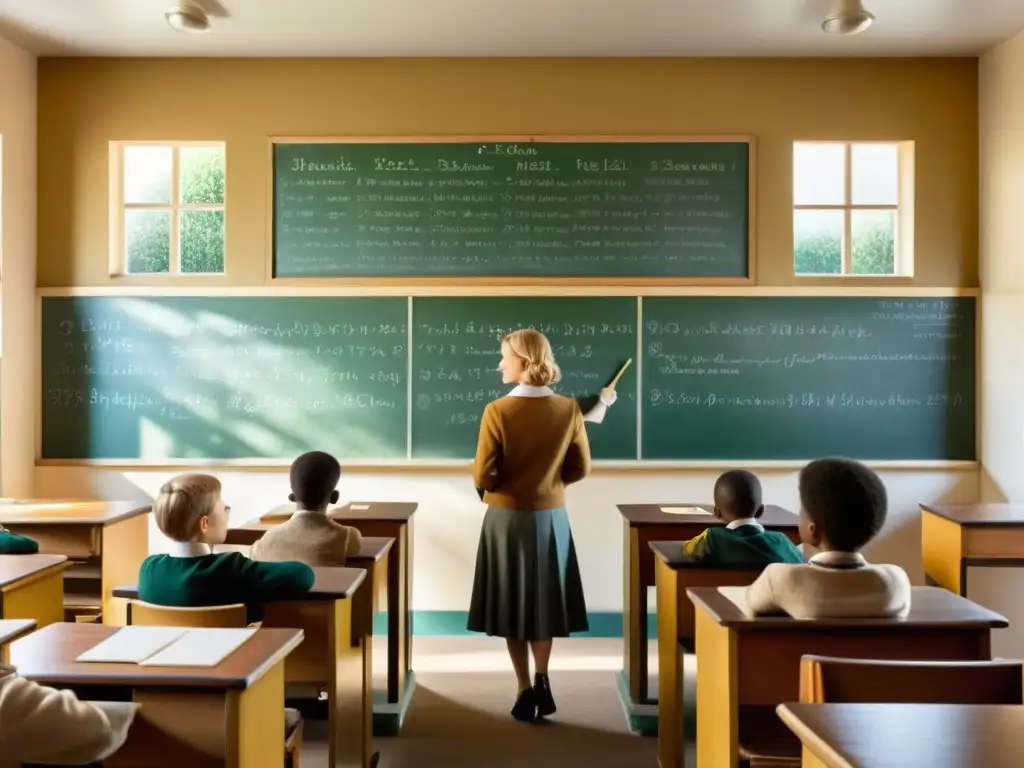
(681, 470, 804, 566)
(138, 473, 314, 608)
(0, 525, 39, 554)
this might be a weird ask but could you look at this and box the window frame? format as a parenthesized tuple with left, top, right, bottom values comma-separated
(109, 141, 227, 277)
(792, 140, 914, 278)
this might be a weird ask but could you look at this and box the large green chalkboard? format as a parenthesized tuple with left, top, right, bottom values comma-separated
(642, 297, 976, 460)
(273, 140, 750, 278)
(411, 297, 638, 459)
(41, 297, 409, 460)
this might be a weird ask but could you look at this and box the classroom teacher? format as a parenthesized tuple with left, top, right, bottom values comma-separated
(467, 328, 616, 723)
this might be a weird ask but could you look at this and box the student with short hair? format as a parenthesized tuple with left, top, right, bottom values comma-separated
(138, 473, 314, 609)
(681, 469, 803, 566)
(0, 664, 137, 768)
(745, 457, 911, 619)
(0, 525, 38, 554)
(250, 451, 363, 566)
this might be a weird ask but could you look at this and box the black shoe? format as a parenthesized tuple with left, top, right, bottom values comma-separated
(534, 673, 556, 717)
(511, 688, 538, 722)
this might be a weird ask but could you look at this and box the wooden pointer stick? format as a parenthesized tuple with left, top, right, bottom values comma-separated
(607, 358, 633, 389)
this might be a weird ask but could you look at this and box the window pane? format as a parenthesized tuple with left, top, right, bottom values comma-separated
(851, 210, 895, 275)
(124, 146, 172, 204)
(181, 210, 225, 273)
(126, 210, 170, 273)
(793, 143, 845, 205)
(180, 146, 225, 205)
(794, 209, 843, 275)
(852, 143, 899, 205)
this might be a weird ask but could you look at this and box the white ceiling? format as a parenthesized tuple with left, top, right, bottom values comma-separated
(1, 0, 1023, 58)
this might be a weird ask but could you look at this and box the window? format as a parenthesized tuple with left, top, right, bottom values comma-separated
(793, 141, 913, 277)
(111, 143, 226, 275)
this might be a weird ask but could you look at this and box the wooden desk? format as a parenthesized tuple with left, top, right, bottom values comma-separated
(0, 500, 150, 624)
(616, 503, 799, 728)
(650, 541, 765, 759)
(677, 586, 1007, 768)
(0, 554, 70, 628)
(116, 566, 375, 768)
(227, 501, 417, 709)
(10, 621, 303, 768)
(777, 702, 1024, 768)
(921, 503, 1024, 597)
(0, 618, 36, 661)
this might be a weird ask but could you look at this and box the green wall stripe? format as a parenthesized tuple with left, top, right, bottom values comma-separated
(372, 611, 657, 638)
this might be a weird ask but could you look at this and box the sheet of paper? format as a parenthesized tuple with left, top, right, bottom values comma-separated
(660, 506, 712, 516)
(717, 586, 756, 616)
(77, 627, 188, 664)
(140, 627, 258, 667)
(349, 504, 370, 511)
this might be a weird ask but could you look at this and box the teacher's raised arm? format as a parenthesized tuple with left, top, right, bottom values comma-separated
(467, 328, 593, 724)
(582, 357, 630, 424)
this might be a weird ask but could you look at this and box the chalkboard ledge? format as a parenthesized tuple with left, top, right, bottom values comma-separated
(36, 458, 979, 472)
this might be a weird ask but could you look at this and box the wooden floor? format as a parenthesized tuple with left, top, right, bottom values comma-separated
(299, 636, 694, 767)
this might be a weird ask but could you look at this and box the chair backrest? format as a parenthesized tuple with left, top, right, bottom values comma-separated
(128, 600, 248, 628)
(799, 655, 1024, 704)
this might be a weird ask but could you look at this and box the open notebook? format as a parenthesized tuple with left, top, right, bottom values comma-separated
(77, 626, 257, 667)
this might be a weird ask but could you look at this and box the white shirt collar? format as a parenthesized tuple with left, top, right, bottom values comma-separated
(508, 384, 553, 398)
(167, 541, 213, 558)
(726, 518, 764, 531)
(809, 551, 867, 568)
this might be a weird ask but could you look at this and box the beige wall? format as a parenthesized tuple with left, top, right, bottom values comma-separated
(38, 57, 979, 287)
(32, 57, 983, 619)
(977, 27, 1024, 654)
(0, 35, 35, 496)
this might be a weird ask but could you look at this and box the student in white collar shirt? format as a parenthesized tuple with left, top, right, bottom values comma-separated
(467, 328, 615, 724)
(745, 457, 911, 619)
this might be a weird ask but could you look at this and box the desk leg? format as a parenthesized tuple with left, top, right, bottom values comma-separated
(656, 559, 683, 768)
(1, 568, 65, 627)
(623, 522, 647, 704)
(801, 748, 830, 768)
(102, 514, 150, 625)
(694, 610, 738, 768)
(386, 521, 410, 704)
(334, 595, 374, 768)
(921, 513, 967, 596)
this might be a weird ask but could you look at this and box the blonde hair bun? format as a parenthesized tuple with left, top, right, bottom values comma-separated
(503, 329, 562, 387)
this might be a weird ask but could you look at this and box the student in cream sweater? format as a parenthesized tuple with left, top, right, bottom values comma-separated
(0, 664, 137, 767)
(745, 457, 911, 619)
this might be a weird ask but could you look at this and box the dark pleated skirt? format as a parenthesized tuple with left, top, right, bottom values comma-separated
(467, 505, 589, 640)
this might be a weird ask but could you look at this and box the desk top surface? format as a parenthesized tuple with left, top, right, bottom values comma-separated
(348, 536, 394, 564)
(9, 622, 304, 689)
(0, 618, 36, 645)
(777, 703, 1024, 768)
(687, 585, 1008, 629)
(0, 554, 70, 588)
(617, 503, 798, 528)
(0, 500, 151, 525)
(259, 501, 418, 525)
(921, 503, 1024, 527)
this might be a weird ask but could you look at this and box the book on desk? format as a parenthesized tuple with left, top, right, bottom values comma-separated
(76, 625, 257, 667)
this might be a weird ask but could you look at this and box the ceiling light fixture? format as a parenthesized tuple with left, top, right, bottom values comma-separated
(165, 2, 211, 34)
(822, 0, 875, 36)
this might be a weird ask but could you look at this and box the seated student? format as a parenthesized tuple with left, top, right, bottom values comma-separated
(681, 469, 803, 566)
(0, 663, 137, 767)
(250, 451, 363, 567)
(139, 473, 314, 609)
(745, 457, 911, 619)
(0, 524, 39, 554)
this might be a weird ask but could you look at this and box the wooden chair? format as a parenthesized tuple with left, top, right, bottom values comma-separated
(126, 600, 248, 627)
(126, 600, 303, 767)
(799, 655, 1024, 704)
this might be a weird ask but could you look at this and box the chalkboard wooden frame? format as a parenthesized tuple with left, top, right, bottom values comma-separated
(36, 286, 979, 471)
(266, 135, 758, 286)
